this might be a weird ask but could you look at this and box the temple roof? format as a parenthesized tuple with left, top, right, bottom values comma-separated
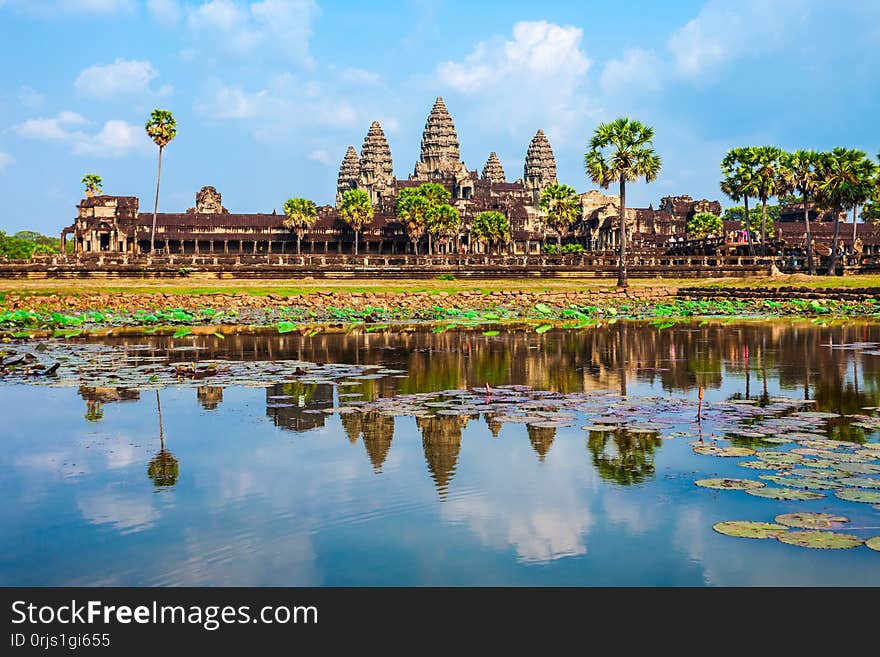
(359, 121, 393, 186)
(482, 152, 506, 184)
(524, 129, 557, 190)
(416, 96, 461, 175)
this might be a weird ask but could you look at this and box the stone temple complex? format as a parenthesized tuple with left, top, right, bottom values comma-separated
(66, 97, 733, 256)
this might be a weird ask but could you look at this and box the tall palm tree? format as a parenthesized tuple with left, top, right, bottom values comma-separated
(538, 183, 581, 252)
(816, 148, 868, 275)
(339, 189, 373, 255)
(416, 183, 451, 254)
(145, 109, 177, 254)
(81, 173, 103, 197)
(471, 211, 510, 254)
(847, 153, 879, 247)
(585, 118, 661, 288)
(750, 146, 785, 255)
(426, 203, 461, 254)
(395, 187, 430, 255)
(282, 197, 318, 254)
(720, 147, 757, 256)
(780, 150, 821, 275)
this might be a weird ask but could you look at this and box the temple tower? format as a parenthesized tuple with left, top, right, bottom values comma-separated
(482, 152, 506, 184)
(336, 146, 360, 205)
(523, 129, 557, 202)
(358, 121, 394, 205)
(414, 97, 466, 180)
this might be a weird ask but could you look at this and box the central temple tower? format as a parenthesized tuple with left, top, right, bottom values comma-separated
(414, 97, 462, 177)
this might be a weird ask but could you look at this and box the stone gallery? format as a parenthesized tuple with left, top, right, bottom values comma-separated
(65, 97, 722, 256)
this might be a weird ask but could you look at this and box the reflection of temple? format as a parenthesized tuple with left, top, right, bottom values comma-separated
(197, 386, 224, 410)
(418, 415, 468, 498)
(79, 386, 140, 421)
(526, 424, 557, 461)
(342, 411, 396, 472)
(265, 382, 333, 433)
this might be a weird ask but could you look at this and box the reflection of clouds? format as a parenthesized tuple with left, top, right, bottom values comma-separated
(441, 429, 594, 563)
(77, 489, 159, 534)
(601, 489, 663, 535)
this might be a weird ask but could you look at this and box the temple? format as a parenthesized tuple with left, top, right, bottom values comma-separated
(65, 97, 730, 256)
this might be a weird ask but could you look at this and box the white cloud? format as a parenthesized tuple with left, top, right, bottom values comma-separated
(600, 48, 664, 95)
(0, 152, 14, 172)
(436, 21, 594, 138)
(74, 58, 170, 99)
(307, 149, 333, 165)
(17, 85, 46, 109)
(14, 111, 152, 158)
(186, 0, 319, 64)
(668, 0, 807, 79)
(195, 83, 268, 119)
(147, 0, 181, 24)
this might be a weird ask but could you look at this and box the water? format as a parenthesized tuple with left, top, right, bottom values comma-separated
(2, 320, 880, 586)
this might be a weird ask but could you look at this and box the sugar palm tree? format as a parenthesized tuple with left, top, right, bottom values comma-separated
(282, 197, 318, 255)
(538, 183, 581, 252)
(816, 148, 867, 275)
(471, 210, 510, 254)
(81, 173, 103, 197)
(426, 203, 461, 254)
(145, 109, 177, 253)
(847, 152, 879, 246)
(339, 189, 373, 255)
(720, 147, 757, 256)
(395, 187, 430, 255)
(780, 150, 821, 275)
(749, 145, 785, 255)
(585, 118, 661, 288)
(416, 183, 451, 254)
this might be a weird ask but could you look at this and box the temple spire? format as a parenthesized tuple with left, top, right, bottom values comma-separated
(523, 129, 557, 201)
(336, 145, 359, 205)
(358, 121, 394, 204)
(414, 96, 461, 177)
(482, 152, 506, 184)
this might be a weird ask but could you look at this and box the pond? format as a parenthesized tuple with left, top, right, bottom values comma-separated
(2, 319, 879, 586)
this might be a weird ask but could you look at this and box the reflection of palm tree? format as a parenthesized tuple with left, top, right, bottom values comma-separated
(85, 400, 104, 422)
(527, 424, 556, 461)
(587, 430, 659, 486)
(418, 415, 468, 499)
(148, 390, 179, 488)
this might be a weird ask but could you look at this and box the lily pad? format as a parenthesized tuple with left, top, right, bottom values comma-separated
(695, 478, 765, 490)
(694, 445, 755, 457)
(713, 521, 787, 539)
(738, 460, 788, 470)
(834, 489, 880, 504)
(835, 463, 880, 475)
(774, 512, 849, 529)
(755, 451, 803, 464)
(759, 475, 842, 490)
(777, 530, 863, 550)
(746, 488, 824, 501)
(866, 537, 880, 552)
(838, 476, 880, 489)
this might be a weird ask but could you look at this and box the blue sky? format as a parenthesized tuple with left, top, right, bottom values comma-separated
(0, 0, 877, 235)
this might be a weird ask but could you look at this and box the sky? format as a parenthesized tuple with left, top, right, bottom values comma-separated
(0, 0, 877, 235)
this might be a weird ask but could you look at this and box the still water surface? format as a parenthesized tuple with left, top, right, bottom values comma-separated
(2, 320, 880, 585)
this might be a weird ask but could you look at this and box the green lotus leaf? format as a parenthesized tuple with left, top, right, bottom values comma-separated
(774, 512, 849, 529)
(866, 537, 880, 552)
(777, 530, 863, 550)
(172, 328, 192, 338)
(746, 488, 824, 500)
(835, 463, 880, 475)
(694, 445, 755, 457)
(695, 478, 765, 490)
(834, 489, 880, 504)
(713, 521, 787, 539)
(759, 475, 842, 490)
(839, 476, 880, 489)
(738, 460, 789, 470)
(535, 324, 553, 334)
(755, 451, 803, 464)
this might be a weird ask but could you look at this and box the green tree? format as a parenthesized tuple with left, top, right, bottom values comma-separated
(395, 187, 430, 255)
(584, 117, 661, 288)
(749, 145, 785, 254)
(471, 211, 511, 254)
(686, 212, 723, 239)
(538, 183, 581, 252)
(845, 152, 879, 245)
(815, 148, 870, 274)
(780, 150, 822, 274)
(145, 109, 177, 254)
(282, 197, 318, 255)
(721, 147, 758, 255)
(339, 189, 374, 255)
(426, 203, 461, 253)
(81, 173, 103, 196)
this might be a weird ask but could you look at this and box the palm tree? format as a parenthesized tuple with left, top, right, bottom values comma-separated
(846, 153, 879, 247)
(395, 187, 430, 255)
(720, 147, 757, 256)
(426, 203, 461, 254)
(585, 118, 661, 288)
(416, 183, 451, 254)
(749, 146, 785, 255)
(471, 210, 510, 254)
(81, 173, 103, 197)
(148, 389, 179, 488)
(538, 183, 581, 252)
(780, 150, 821, 275)
(339, 189, 373, 255)
(145, 109, 177, 254)
(282, 197, 318, 255)
(816, 148, 866, 275)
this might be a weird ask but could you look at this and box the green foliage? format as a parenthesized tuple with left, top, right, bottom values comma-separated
(81, 173, 103, 195)
(538, 183, 581, 244)
(282, 197, 318, 234)
(686, 212, 723, 238)
(426, 203, 461, 242)
(544, 243, 586, 254)
(396, 183, 453, 249)
(721, 206, 776, 237)
(0, 230, 64, 259)
(145, 109, 177, 147)
(339, 189, 374, 231)
(470, 211, 510, 250)
(584, 118, 662, 187)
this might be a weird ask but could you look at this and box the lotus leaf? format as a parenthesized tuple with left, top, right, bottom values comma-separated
(834, 489, 880, 504)
(774, 512, 849, 529)
(695, 478, 765, 490)
(746, 488, 824, 501)
(713, 521, 787, 539)
(777, 530, 863, 550)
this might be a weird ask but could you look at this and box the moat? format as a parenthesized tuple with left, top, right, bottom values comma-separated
(2, 320, 879, 586)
